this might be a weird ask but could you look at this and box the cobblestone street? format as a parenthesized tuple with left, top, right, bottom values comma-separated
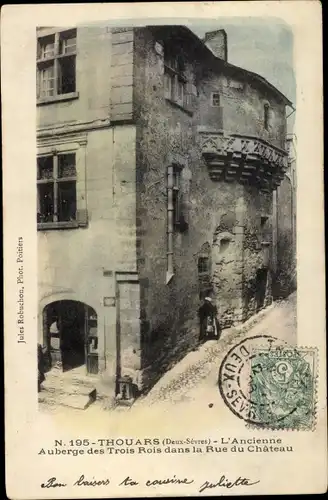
(39, 292, 297, 433)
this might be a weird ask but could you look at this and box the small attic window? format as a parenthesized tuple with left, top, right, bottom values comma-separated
(211, 92, 221, 107)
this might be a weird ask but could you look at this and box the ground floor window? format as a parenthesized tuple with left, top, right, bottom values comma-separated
(37, 153, 77, 224)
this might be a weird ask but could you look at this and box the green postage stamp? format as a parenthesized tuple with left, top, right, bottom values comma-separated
(249, 347, 317, 430)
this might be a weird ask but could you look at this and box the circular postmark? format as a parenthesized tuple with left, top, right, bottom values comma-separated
(218, 335, 316, 429)
(218, 335, 288, 426)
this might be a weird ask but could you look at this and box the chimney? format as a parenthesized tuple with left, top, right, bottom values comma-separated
(204, 29, 228, 61)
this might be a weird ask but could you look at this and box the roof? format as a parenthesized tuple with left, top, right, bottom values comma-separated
(148, 25, 293, 107)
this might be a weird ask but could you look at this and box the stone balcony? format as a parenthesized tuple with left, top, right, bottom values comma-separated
(198, 128, 288, 192)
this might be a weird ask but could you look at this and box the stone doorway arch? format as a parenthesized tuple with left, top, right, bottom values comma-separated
(43, 300, 98, 374)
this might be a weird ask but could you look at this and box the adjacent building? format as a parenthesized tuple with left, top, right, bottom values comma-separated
(272, 133, 297, 298)
(37, 25, 296, 402)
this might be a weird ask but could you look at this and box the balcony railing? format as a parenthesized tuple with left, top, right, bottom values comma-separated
(198, 128, 288, 192)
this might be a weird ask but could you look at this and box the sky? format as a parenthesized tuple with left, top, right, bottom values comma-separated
(92, 16, 296, 131)
(189, 17, 296, 131)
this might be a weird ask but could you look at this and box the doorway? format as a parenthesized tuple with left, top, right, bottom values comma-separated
(255, 268, 268, 312)
(43, 300, 98, 374)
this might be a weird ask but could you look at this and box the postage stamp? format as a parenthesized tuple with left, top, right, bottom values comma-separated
(218, 335, 318, 430)
(219, 335, 288, 423)
(249, 346, 317, 430)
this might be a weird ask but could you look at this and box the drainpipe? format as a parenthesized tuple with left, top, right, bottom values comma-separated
(166, 165, 174, 284)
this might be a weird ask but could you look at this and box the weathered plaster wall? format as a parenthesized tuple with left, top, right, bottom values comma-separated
(133, 28, 281, 389)
(242, 187, 273, 319)
(36, 25, 292, 398)
(37, 125, 138, 389)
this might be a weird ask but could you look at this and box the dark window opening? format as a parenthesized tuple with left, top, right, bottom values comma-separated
(255, 268, 268, 311)
(264, 104, 270, 130)
(198, 257, 210, 275)
(58, 56, 76, 94)
(37, 153, 77, 224)
(261, 216, 269, 227)
(211, 92, 221, 107)
(172, 189, 180, 226)
(38, 183, 54, 223)
(260, 215, 271, 242)
(58, 182, 76, 222)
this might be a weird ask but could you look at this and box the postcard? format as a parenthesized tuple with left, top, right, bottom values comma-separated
(2, 1, 326, 498)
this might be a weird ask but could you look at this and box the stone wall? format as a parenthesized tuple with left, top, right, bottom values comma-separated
(133, 27, 286, 390)
(36, 24, 291, 397)
(198, 66, 287, 150)
(242, 187, 273, 319)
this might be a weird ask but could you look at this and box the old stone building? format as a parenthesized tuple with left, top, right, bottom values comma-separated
(37, 25, 295, 404)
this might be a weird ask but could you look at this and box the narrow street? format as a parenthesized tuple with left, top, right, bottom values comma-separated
(38, 293, 297, 433)
(135, 292, 296, 407)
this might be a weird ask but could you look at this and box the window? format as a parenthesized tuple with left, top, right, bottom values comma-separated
(210, 92, 224, 128)
(198, 257, 210, 275)
(211, 92, 221, 107)
(264, 103, 270, 130)
(260, 215, 271, 243)
(37, 153, 77, 224)
(37, 29, 77, 100)
(164, 50, 187, 108)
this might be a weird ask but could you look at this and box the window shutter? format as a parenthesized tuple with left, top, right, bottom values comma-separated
(184, 82, 198, 112)
(76, 208, 88, 227)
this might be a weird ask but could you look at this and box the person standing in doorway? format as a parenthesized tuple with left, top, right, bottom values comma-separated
(38, 343, 46, 392)
(198, 296, 221, 343)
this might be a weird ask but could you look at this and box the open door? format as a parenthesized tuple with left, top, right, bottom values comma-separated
(84, 305, 99, 375)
